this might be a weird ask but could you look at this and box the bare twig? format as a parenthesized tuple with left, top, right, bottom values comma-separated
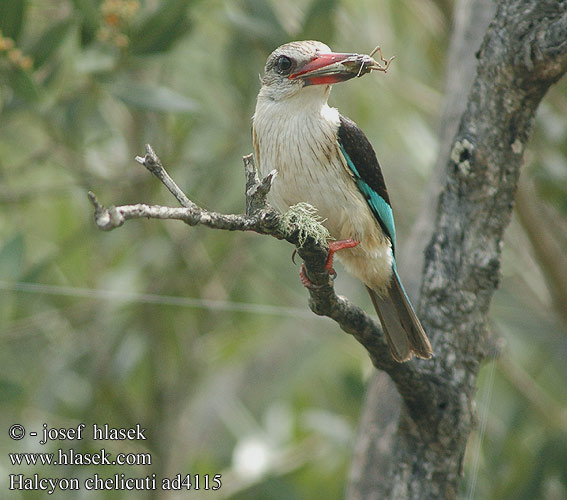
(88, 192, 261, 232)
(135, 144, 196, 209)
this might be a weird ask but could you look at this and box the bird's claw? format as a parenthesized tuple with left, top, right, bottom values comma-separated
(299, 264, 325, 290)
(291, 249, 298, 265)
(299, 263, 337, 289)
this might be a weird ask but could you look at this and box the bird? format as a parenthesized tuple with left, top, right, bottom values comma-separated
(252, 40, 432, 362)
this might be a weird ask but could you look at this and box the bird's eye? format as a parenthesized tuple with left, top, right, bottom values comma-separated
(275, 55, 293, 74)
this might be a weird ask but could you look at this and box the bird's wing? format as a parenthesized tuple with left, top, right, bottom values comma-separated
(337, 115, 396, 253)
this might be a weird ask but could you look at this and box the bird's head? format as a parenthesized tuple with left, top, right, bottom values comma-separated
(259, 40, 370, 102)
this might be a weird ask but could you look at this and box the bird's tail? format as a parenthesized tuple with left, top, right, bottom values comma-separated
(366, 269, 433, 362)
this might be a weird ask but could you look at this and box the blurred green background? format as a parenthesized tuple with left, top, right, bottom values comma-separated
(1, 0, 565, 498)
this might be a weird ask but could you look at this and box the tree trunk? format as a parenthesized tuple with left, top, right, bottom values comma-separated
(346, 1, 567, 498)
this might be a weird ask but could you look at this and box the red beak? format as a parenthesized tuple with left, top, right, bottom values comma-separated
(290, 52, 363, 85)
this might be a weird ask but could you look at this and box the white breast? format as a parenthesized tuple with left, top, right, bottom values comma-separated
(253, 89, 393, 291)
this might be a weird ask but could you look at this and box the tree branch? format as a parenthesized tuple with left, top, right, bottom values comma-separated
(89, 145, 422, 384)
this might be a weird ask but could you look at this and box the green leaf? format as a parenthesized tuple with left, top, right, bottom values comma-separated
(6, 66, 40, 102)
(70, 0, 101, 45)
(29, 18, 74, 69)
(107, 82, 198, 113)
(0, 234, 24, 280)
(226, 0, 287, 45)
(130, 0, 194, 55)
(0, 0, 27, 41)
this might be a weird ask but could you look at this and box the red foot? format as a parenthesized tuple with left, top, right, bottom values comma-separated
(325, 238, 359, 275)
(297, 238, 359, 289)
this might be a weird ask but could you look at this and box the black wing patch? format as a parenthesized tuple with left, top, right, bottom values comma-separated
(337, 115, 396, 252)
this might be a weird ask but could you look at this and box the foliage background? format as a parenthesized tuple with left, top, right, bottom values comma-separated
(0, 0, 565, 498)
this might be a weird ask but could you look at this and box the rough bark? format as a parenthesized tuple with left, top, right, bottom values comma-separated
(347, 1, 567, 499)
